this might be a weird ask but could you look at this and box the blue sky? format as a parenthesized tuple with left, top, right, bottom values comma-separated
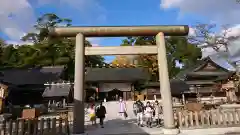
(0, 0, 239, 63)
(35, 0, 203, 63)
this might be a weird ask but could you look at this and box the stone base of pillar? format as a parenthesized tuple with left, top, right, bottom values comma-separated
(162, 128, 180, 135)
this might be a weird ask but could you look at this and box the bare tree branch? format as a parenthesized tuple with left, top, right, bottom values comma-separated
(188, 23, 235, 53)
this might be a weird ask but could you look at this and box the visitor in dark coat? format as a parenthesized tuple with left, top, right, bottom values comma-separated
(96, 101, 106, 128)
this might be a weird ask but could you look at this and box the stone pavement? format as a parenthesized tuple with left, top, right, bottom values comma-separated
(179, 127, 240, 135)
(73, 101, 240, 135)
(76, 101, 163, 135)
(84, 118, 163, 135)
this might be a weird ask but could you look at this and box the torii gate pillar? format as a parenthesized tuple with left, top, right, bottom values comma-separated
(73, 33, 85, 134)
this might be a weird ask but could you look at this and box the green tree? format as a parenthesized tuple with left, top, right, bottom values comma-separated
(119, 36, 201, 81)
(0, 13, 105, 80)
(21, 13, 73, 66)
(21, 13, 72, 43)
(167, 36, 202, 68)
(0, 39, 6, 65)
(1, 45, 19, 67)
(20, 13, 104, 67)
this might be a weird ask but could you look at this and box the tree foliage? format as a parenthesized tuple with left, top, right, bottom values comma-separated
(111, 55, 137, 67)
(112, 36, 202, 81)
(0, 13, 104, 80)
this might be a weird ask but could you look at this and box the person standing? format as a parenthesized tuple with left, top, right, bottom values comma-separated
(144, 101, 153, 128)
(118, 97, 127, 119)
(153, 101, 162, 127)
(96, 102, 106, 128)
(88, 103, 96, 125)
(133, 100, 144, 127)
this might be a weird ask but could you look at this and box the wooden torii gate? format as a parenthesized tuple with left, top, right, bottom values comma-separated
(49, 25, 189, 135)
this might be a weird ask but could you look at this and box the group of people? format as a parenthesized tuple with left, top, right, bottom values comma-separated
(86, 98, 163, 129)
(87, 102, 106, 128)
(133, 100, 163, 128)
(87, 97, 127, 129)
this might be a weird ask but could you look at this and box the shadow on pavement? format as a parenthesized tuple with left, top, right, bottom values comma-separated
(84, 118, 162, 135)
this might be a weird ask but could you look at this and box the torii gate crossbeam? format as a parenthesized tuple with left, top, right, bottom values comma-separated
(49, 25, 189, 135)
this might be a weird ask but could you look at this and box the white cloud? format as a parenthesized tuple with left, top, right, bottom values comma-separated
(87, 38, 101, 47)
(188, 27, 196, 36)
(91, 44, 99, 47)
(3, 28, 26, 40)
(160, 0, 240, 58)
(6, 40, 34, 45)
(160, 0, 240, 60)
(0, 0, 106, 41)
(226, 25, 240, 38)
(0, 0, 35, 40)
(160, 0, 240, 24)
(87, 38, 101, 43)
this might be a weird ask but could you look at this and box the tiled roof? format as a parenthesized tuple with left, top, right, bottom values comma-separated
(144, 79, 189, 95)
(0, 66, 65, 85)
(175, 55, 235, 80)
(42, 84, 71, 97)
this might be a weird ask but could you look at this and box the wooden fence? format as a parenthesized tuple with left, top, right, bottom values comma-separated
(176, 109, 240, 129)
(0, 117, 70, 135)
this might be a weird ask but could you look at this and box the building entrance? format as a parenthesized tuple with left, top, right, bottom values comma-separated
(107, 89, 123, 101)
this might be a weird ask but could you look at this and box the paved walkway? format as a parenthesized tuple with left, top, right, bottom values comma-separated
(179, 127, 240, 135)
(72, 101, 240, 135)
(84, 118, 163, 135)
(70, 101, 163, 135)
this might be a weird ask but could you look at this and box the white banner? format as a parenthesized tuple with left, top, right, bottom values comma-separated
(99, 83, 131, 92)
